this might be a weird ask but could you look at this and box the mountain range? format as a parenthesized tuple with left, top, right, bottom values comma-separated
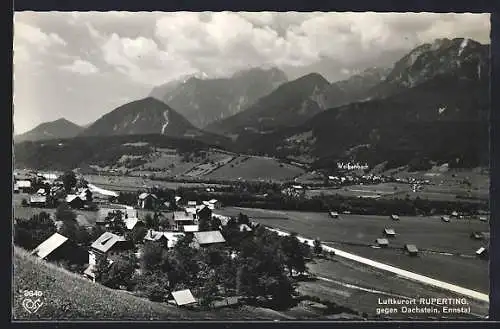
(205, 72, 331, 136)
(237, 38, 489, 169)
(14, 118, 84, 143)
(149, 67, 288, 128)
(14, 37, 490, 171)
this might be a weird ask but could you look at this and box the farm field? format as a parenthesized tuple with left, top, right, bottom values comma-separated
(205, 156, 305, 182)
(216, 207, 489, 293)
(307, 182, 488, 203)
(299, 257, 488, 319)
(83, 175, 227, 192)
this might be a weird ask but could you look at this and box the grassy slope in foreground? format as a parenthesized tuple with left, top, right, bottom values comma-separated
(12, 247, 287, 321)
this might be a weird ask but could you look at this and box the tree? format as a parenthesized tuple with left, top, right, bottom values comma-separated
(21, 198, 28, 207)
(237, 213, 250, 225)
(59, 220, 91, 245)
(280, 232, 307, 276)
(135, 271, 170, 302)
(14, 212, 57, 250)
(313, 239, 323, 255)
(55, 202, 77, 222)
(107, 211, 126, 235)
(90, 225, 106, 241)
(61, 171, 77, 193)
(144, 213, 158, 229)
(140, 242, 169, 273)
(129, 226, 147, 245)
(96, 252, 137, 289)
(85, 190, 93, 203)
(198, 216, 210, 232)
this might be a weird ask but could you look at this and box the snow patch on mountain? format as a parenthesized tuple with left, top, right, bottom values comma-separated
(132, 113, 140, 124)
(161, 110, 169, 134)
(458, 38, 469, 57)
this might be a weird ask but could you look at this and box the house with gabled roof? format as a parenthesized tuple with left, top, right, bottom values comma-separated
(88, 232, 133, 268)
(137, 192, 158, 210)
(32, 233, 86, 264)
(384, 228, 396, 237)
(208, 199, 221, 209)
(375, 238, 389, 247)
(17, 180, 32, 193)
(144, 230, 185, 248)
(66, 194, 85, 209)
(196, 205, 212, 222)
(183, 225, 199, 233)
(168, 211, 196, 230)
(190, 230, 226, 249)
(476, 247, 488, 260)
(170, 289, 197, 306)
(30, 195, 47, 207)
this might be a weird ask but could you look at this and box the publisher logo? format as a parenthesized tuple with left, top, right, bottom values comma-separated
(21, 290, 44, 314)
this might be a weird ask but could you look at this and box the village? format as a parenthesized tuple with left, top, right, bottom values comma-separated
(13, 169, 332, 311)
(12, 165, 491, 318)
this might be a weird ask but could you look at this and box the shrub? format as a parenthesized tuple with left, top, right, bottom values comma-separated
(21, 198, 28, 207)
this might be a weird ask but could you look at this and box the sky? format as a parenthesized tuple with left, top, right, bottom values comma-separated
(13, 11, 490, 134)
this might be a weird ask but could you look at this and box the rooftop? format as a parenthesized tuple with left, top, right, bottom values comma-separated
(171, 289, 196, 306)
(33, 233, 68, 259)
(91, 232, 126, 253)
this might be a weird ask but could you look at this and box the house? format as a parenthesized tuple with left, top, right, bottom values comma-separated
(17, 180, 32, 193)
(84, 259, 113, 283)
(384, 228, 396, 237)
(191, 230, 226, 249)
(98, 208, 138, 224)
(32, 233, 86, 264)
(183, 225, 199, 233)
(36, 188, 46, 196)
(451, 211, 459, 218)
(88, 232, 133, 268)
(479, 216, 488, 222)
(197, 205, 212, 222)
(29, 195, 47, 207)
(405, 244, 419, 256)
(66, 195, 85, 209)
(144, 230, 185, 248)
(187, 201, 197, 207)
(32, 233, 67, 259)
(208, 199, 222, 209)
(329, 211, 339, 219)
(171, 289, 196, 307)
(441, 215, 450, 222)
(185, 207, 197, 219)
(124, 218, 144, 230)
(213, 213, 231, 226)
(239, 224, 252, 232)
(202, 201, 214, 210)
(476, 247, 489, 260)
(43, 173, 58, 181)
(376, 238, 389, 247)
(470, 232, 485, 240)
(138, 193, 158, 210)
(170, 211, 196, 230)
(390, 214, 400, 221)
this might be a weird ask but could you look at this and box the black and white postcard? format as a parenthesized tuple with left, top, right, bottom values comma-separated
(12, 11, 491, 321)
